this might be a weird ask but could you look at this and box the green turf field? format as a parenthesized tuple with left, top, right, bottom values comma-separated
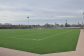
(0, 29, 80, 54)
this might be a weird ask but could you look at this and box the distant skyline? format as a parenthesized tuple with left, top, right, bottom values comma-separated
(0, 0, 84, 25)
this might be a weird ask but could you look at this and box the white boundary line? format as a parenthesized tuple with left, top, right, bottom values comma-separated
(3, 30, 73, 41)
(37, 30, 73, 41)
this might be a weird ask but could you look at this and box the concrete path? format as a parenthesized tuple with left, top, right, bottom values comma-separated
(76, 29, 84, 56)
(0, 29, 84, 56)
(0, 47, 40, 56)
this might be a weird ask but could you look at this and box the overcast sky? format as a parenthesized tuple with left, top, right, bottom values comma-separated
(0, 0, 84, 25)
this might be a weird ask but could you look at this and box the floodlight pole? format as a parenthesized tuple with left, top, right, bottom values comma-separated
(83, 12, 84, 29)
(27, 16, 29, 25)
(66, 19, 67, 24)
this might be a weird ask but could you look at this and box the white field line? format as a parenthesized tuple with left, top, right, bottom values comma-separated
(5, 37, 37, 41)
(37, 30, 73, 41)
(3, 30, 73, 41)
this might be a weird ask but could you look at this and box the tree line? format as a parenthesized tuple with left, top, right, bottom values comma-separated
(0, 23, 83, 29)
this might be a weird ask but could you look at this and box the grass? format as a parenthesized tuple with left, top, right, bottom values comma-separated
(0, 29, 80, 54)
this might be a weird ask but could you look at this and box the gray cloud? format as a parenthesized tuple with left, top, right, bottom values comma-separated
(0, 0, 84, 24)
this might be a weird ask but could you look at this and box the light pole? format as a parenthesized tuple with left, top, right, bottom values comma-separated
(27, 16, 29, 25)
(83, 12, 84, 28)
(65, 19, 68, 27)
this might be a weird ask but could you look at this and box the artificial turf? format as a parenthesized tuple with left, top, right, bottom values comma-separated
(0, 29, 80, 54)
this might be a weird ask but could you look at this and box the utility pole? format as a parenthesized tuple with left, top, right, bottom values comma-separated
(27, 16, 29, 25)
(78, 21, 79, 25)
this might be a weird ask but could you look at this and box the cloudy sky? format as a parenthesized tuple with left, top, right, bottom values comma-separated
(0, 0, 84, 25)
